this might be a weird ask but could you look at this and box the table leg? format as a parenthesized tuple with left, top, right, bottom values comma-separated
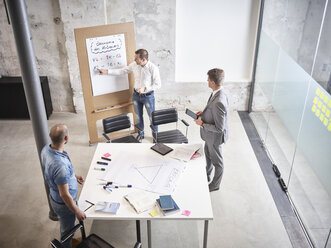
(203, 220, 209, 248)
(136, 220, 141, 243)
(147, 220, 152, 248)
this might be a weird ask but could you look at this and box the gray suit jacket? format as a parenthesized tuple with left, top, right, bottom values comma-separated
(200, 88, 230, 145)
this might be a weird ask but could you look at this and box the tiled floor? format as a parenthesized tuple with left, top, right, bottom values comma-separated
(0, 111, 292, 247)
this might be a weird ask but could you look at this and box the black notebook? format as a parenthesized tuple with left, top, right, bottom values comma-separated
(150, 143, 173, 156)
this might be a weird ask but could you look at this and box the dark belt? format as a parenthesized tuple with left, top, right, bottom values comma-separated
(134, 89, 154, 96)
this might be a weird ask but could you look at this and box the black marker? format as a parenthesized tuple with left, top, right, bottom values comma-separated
(97, 161, 108, 165)
(101, 157, 111, 161)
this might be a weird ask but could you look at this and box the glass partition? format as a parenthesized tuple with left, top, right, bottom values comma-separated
(251, 29, 331, 247)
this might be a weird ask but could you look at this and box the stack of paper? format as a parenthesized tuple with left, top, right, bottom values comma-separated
(156, 195, 180, 216)
(124, 191, 156, 214)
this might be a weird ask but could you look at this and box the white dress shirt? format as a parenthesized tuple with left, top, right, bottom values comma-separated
(107, 61, 161, 92)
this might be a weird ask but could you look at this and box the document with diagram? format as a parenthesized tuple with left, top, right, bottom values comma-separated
(101, 151, 187, 194)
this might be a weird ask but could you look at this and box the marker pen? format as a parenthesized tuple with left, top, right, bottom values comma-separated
(101, 157, 112, 161)
(94, 167, 106, 171)
(97, 161, 108, 165)
(106, 185, 119, 188)
(103, 186, 112, 192)
(118, 184, 132, 188)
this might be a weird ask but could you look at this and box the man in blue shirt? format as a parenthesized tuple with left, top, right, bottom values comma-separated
(41, 124, 86, 248)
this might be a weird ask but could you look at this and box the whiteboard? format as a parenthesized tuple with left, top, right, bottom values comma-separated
(86, 34, 129, 96)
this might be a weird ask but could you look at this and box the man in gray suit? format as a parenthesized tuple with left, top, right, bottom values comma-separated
(195, 68, 230, 192)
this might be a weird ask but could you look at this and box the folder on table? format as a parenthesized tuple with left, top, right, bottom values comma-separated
(150, 143, 173, 156)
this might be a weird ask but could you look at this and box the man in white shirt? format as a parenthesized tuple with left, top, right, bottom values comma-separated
(98, 49, 161, 140)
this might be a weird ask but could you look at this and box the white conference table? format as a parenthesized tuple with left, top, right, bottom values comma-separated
(79, 143, 213, 248)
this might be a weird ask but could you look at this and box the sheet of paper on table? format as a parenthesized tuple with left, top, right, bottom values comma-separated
(99, 150, 187, 194)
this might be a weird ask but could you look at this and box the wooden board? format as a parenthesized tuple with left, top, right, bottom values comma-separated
(74, 22, 136, 144)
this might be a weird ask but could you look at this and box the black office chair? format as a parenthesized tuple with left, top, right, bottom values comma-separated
(102, 114, 142, 143)
(150, 108, 189, 143)
(50, 221, 142, 248)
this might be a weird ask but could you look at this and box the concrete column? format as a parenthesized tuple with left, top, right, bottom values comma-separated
(5, 0, 57, 220)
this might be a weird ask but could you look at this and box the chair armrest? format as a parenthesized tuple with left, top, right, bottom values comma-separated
(102, 133, 111, 143)
(134, 242, 142, 248)
(50, 239, 64, 248)
(150, 125, 157, 143)
(134, 124, 143, 132)
(181, 119, 189, 127)
(61, 223, 82, 243)
(149, 124, 157, 133)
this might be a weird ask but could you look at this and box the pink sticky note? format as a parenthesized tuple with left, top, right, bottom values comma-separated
(103, 153, 111, 157)
(182, 210, 191, 216)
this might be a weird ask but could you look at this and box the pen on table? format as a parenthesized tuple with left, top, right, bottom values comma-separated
(84, 200, 95, 212)
(97, 161, 108, 165)
(98, 181, 113, 186)
(85, 200, 94, 205)
(101, 157, 111, 161)
(107, 184, 132, 188)
(118, 184, 132, 188)
(103, 186, 112, 192)
(94, 167, 106, 171)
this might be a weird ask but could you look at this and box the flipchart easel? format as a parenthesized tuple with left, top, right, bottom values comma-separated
(74, 22, 136, 144)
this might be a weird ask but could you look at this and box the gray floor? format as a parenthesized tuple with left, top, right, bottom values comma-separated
(0, 111, 292, 248)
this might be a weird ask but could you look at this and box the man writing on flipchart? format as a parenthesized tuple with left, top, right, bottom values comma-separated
(98, 49, 161, 141)
(194, 68, 230, 192)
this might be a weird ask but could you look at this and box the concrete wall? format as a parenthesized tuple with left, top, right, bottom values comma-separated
(0, 0, 258, 113)
(58, 0, 105, 112)
(0, 0, 74, 112)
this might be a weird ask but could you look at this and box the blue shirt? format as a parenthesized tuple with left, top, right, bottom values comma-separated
(41, 144, 77, 203)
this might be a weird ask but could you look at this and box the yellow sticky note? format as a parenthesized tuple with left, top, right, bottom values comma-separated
(320, 92, 324, 100)
(328, 123, 331, 132)
(149, 209, 159, 217)
(316, 88, 320, 96)
(313, 97, 318, 104)
(328, 100, 331, 108)
(316, 109, 320, 117)
(318, 101, 322, 108)
(320, 114, 324, 122)
(312, 105, 316, 112)
(326, 109, 330, 117)
(324, 95, 328, 104)
(323, 118, 328, 127)
(322, 105, 326, 113)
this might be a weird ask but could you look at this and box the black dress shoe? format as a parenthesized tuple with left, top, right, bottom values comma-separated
(209, 184, 219, 192)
